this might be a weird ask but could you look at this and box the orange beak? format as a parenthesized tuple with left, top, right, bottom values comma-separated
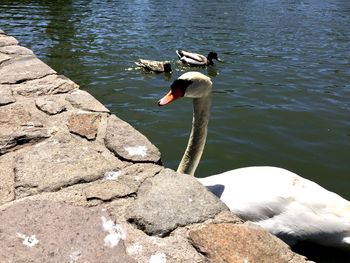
(158, 87, 184, 106)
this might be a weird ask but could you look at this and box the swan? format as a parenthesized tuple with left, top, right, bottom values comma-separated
(176, 49, 221, 67)
(135, 59, 172, 73)
(158, 71, 350, 248)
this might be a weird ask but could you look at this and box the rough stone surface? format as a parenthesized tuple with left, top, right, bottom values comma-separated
(83, 163, 163, 202)
(0, 86, 16, 105)
(0, 55, 56, 84)
(0, 200, 134, 263)
(122, 223, 205, 263)
(127, 169, 228, 236)
(0, 126, 49, 155)
(0, 45, 34, 55)
(0, 34, 19, 47)
(13, 74, 79, 96)
(189, 223, 309, 263)
(105, 115, 161, 163)
(0, 153, 15, 205)
(14, 136, 125, 198)
(0, 52, 11, 63)
(66, 89, 109, 112)
(35, 96, 67, 115)
(0, 102, 50, 155)
(68, 112, 101, 140)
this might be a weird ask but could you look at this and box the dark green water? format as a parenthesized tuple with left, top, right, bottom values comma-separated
(1, 0, 350, 198)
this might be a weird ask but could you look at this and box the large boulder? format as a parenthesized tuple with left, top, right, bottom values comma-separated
(0, 199, 134, 263)
(104, 115, 161, 163)
(127, 169, 228, 236)
(0, 55, 56, 84)
(189, 223, 308, 263)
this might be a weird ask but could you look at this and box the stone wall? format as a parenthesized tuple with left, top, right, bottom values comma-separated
(0, 29, 311, 262)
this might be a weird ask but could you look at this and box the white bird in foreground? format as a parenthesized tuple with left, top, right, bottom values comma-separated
(158, 71, 350, 248)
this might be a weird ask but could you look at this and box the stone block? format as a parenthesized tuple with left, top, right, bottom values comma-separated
(0, 200, 134, 263)
(67, 112, 101, 140)
(14, 74, 78, 96)
(14, 136, 124, 198)
(104, 115, 161, 163)
(127, 169, 227, 236)
(0, 45, 34, 55)
(0, 86, 16, 106)
(0, 34, 18, 47)
(66, 89, 109, 112)
(0, 55, 56, 84)
(189, 223, 309, 263)
(35, 97, 67, 115)
(0, 102, 49, 155)
(0, 153, 15, 205)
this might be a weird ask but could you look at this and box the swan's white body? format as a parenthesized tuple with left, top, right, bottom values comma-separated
(158, 71, 350, 248)
(199, 166, 350, 247)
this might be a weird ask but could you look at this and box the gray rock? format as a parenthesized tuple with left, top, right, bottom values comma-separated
(0, 45, 34, 55)
(35, 97, 67, 115)
(0, 53, 11, 64)
(121, 222, 205, 263)
(189, 223, 310, 263)
(0, 102, 49, 155)
(14, 136, 125, 198)
(82, 163, 162, 202)
(0, 86, 16, 106)
(0, 34, 18, 47)
(83, 180, 135, 202)
(0, 126, 50, 155)
(127, 169, 228, 236)
(13, 74, 79, 96)
(104, 115, 161, 163)
(0, 29, 5, 34)
(0, 55, 56, 84)
(0, 153, 15, 205)
(67, 112, 101, 140)
(66, 89, 109, 112)
(0, 200, 134, 263)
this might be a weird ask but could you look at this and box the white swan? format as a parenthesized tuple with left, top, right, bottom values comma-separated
(158, 71, 350, 248)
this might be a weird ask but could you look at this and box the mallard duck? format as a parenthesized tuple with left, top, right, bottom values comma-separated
(135, 59, 172, 73)
(176, 49, 221, 66)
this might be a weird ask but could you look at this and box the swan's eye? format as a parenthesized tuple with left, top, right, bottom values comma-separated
(171, 79, 193, 95)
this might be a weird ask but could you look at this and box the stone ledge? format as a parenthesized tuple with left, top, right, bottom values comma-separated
(0, 30, 311, 263)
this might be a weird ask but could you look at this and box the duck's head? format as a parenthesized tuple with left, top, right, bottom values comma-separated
(207, 52, 222, 64)
(158, 72, 212, 106)
(163, 62, 172, 73)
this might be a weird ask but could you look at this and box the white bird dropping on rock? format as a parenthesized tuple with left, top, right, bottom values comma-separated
(17, 233, 39, 247)
(101, 216, 126, 248)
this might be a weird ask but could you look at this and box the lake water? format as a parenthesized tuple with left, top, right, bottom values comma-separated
(1, 0, 349, 198)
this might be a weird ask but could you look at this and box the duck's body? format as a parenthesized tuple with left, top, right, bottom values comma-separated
(176, 49, 221, 66)
(135, 59, 172, 73)
(158, 71, 350, 248)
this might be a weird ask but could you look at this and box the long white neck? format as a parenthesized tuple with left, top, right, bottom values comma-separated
(177, 95, 211, 176)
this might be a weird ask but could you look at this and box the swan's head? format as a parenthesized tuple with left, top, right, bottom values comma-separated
(158, 72, 212, 106)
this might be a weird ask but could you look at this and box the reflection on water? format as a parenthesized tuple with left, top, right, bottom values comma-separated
(1, 0, 350, 200)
